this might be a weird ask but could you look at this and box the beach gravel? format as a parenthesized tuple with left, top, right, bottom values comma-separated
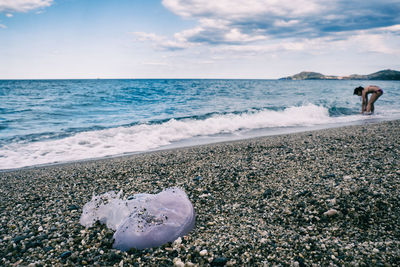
(1, 120, 400, 266)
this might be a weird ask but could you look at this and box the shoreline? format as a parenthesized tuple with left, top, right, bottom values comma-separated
(0, 117, 394, 173)
(1, 120, 399, 266)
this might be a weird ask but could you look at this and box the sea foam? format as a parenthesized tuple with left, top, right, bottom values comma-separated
(0, 104, 362, 169)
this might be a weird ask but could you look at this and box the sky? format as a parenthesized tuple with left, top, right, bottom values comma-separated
(0, 0, 400, 79)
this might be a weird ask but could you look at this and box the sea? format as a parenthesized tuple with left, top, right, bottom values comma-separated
(1, 79, 399, 170)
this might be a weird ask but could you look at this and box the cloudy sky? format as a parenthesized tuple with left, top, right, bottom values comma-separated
(0, 0, 399, 79)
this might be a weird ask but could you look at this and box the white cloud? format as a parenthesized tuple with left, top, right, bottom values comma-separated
(5, 13, 13, 17)
(158, 0, 400, 47)
(0, 0, 53, 13)
(332, 31, 400, 55)
(134, 32, 165, 42)
(142, 61, 169, 66)
(0, 23, 7, 28)
(160, 0, 324, 45)
(274, 19, 299, 27)
(131, 0, 400, 61)
(378, 24, 400, 33)
(162, 0, 322, 19)
(133, 32, 191, 51)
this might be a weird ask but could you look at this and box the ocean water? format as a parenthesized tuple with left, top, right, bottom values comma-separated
(1, 79, 399, 170)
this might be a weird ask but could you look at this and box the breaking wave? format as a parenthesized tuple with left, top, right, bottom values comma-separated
(0, 104, 367, 170)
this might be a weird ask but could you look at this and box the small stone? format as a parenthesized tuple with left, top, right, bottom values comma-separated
(38, 226, 43, 232)
(119, 260, 124, 267)
(199, 249, 208, 256)
(60, 251, 72, 259)
(328, 198, 337, 205)
(173, 237, 182, 246)
(68, 204, 79, 211)
(185, 262, 195, 267)
(173, 258, 184, 267)
(323, 209, 338, 216)
(211, 257, 228, 266)
(193, 176, 203, 182)
(43, 246, 53, 252)
(13, 235, 28, 243)
(323, 174, 336, 179)
(14, 260, 23, 266)
(263, 189, 273, 198)
(226, 260, 237, 266)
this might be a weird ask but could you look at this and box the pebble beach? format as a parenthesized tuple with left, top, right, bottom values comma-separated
(1, 120, 399, 266)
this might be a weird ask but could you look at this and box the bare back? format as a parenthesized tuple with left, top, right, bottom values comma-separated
(361, 85, 383, 114)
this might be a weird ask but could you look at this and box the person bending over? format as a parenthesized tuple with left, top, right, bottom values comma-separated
(353, 85, 383, 114)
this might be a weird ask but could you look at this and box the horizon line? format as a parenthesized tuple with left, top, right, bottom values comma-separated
(0, 69, 397, 81)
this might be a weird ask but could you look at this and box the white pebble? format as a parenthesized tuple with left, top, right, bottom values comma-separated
(328, 198, 337, 205)
(226, 260, 237, 266)
(173, 258, 184, 267)
(323, 209, 338, 216)
(173, 237, 182, 246)
(38, 226, 43, 232)
(343, 175, 352, 180)
(199, 249, 208, 256)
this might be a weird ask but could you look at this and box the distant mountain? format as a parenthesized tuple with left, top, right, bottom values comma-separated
(280, 69, 400, 80)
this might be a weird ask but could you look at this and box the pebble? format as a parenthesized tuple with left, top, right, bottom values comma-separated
(199, 249, 208, 256)
(323, 209, 338, 216)
(173, 237, 182, 246)
(327, 198, 337, 205)
(173, 257, 185, 267)
(60, 251, 72, 259)
(211, 257, 228, 266)
(343, 175, 352, 180)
